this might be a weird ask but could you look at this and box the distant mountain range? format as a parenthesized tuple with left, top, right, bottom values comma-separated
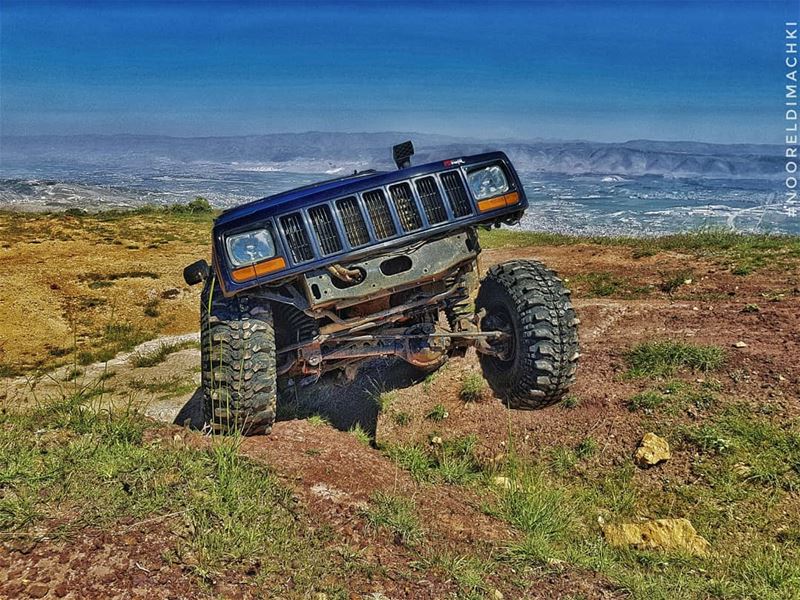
(0, 132, 783, 178)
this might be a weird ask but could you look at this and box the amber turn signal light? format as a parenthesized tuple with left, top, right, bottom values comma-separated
(477, 191, 520, 213)
(231, 256, 287, 282)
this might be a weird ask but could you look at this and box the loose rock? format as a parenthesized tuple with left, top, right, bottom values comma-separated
(634, 433, 671, 467)
(27, 584, 49, 599)
(733, 341, 748, 348)
(602, 518, 710, 556)
(491, 476, 513, 490)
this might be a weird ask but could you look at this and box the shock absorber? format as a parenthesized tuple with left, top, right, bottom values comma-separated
(445, 266, 478, 332)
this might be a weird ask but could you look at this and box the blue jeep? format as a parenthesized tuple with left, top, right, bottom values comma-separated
(184, 142, 579, 435)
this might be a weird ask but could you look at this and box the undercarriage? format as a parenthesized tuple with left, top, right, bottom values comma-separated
(271, 228, 508, 382)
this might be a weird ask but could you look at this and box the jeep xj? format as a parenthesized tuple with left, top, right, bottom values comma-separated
(184, 142, 579, 435)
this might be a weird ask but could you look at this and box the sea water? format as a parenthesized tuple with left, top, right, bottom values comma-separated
(0, 164, 796, 236)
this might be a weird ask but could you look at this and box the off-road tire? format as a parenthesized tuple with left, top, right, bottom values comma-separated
(476, 260, 578, 409)
(200, 278, 277, 435)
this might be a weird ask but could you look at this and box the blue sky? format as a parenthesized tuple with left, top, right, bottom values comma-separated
(0, 0, 794, 142)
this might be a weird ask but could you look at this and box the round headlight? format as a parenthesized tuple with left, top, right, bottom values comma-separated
(225, 229, 276, 267)
(467, 165, 510, 200)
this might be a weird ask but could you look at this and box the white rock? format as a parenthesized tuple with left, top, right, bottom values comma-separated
(492, 476, 513, 490)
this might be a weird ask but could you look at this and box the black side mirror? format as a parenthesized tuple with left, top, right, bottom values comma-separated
(393, 140, 414, 169)
(183, 259, 210, 286)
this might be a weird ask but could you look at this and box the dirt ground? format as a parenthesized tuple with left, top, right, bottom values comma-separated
(0, 211, 208, 373)
(1, 213, 799, 598)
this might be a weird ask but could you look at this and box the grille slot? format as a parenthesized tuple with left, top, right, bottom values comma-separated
(280, 213, 314, 263)
(336, 196, 370, 247)
(415, 177, 448, 224)
(308, 205, 342, 255)
(440, 171, 472, 218)
(388, 183, 422, 232)
(362, 189, 397, 239)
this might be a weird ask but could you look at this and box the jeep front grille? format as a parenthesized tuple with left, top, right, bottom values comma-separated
(308, 204, 343, 255)
(277, 171, 479, 265)
(336, 196, 370, 247)
(280, 213, 314, 263)
(415, 176, 448, 224)
(440, 171, 472, 218)
(362, 189, 397, 239)
(388, 183, 422, 232)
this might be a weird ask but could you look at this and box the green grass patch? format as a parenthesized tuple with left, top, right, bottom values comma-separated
(103, 322, 150, 347)
(548, 438, 599, 475)
(426, 403, 448, 421)
(417, 551, 491, 595)
(421, 371, 439, 394)
(79, 270, 160, 283)
(459, 373, 486, 402)
(625, 340, 725, 377)
(386, 444, 433, 481)
(560, 394, 581, 409)
(361, 492, 422, 544)
(386, 436, 482, 486)
(392, 411, 411, 426)
(0, 390, 352, 594)
(479, 227, 799, 253)
(479, 228, 800, 275)
(130, 340, 197, 368)
(731, 262, 755, 276)
(682, 406, 800, 492)
(477, 229, 580, 249)
(306, 414, 331, 427)
(492, 466, 577, 564)
(374, 390, 396, 413)
(627, 390, 667, 412)
(75, 322, 154, 366)
(143, 298, 161, 318)
(575, 437, 598, 459)
(628, 380, 718, 415)
(348, 423, 372, 446)
(64, 367, 83, 381)
(128, 375, 195, 397)
(570, 271, 651, 298)
(658, 270, 693, 295)
(572, 272, 626, 297)
(77, 348, 115, 365)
